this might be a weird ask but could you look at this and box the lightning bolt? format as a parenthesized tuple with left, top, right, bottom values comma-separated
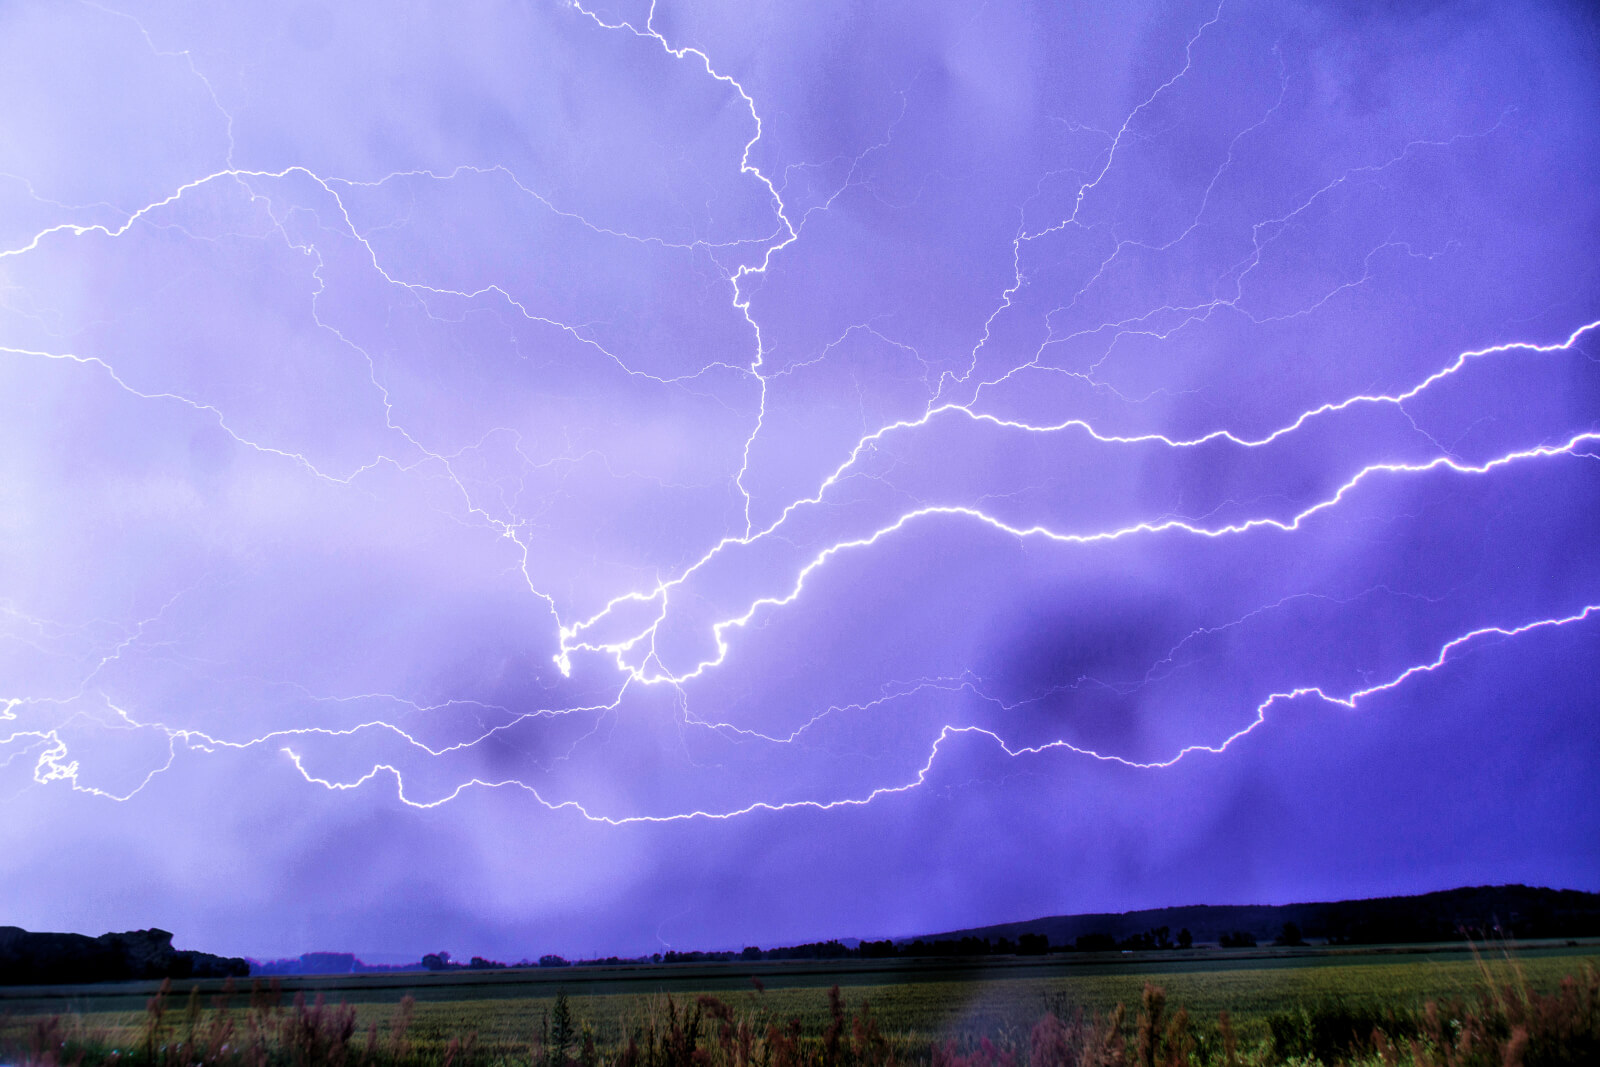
(1, 0, 1594, 844)
(273, 604, 1600, 819)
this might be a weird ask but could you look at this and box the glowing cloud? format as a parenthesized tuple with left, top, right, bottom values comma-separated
(1, 0, 1595, 957)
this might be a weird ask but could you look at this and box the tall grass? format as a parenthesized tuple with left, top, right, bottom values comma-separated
(2, 978, 421, 1067)
(2, 960, 1595, 1066)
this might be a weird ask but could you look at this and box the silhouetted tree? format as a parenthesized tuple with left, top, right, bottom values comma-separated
(1018, 933, 1050, 955)
(1177, 928, 1193, 949)
(545, 991, 575, 1067)
(1274, 922, 1306, 946)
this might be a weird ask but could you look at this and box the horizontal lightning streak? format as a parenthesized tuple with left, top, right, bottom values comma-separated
(0, 343, 393, 484)
(279, 604, 1600, 819)
(562, 427, 1600, 685)
(9, 689, 631, 804)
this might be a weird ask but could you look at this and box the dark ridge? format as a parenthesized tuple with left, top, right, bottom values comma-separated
(14, 885, 1596, 985)
(0, 927, 249, 986)
(900, 884, 1600, 950)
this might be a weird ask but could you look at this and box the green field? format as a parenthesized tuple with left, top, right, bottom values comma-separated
(3, 942, 1597, 1065)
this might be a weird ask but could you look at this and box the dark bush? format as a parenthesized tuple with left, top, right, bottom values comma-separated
(1267, 996, 1414, 1062)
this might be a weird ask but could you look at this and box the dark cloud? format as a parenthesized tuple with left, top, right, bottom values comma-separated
(0, 0, 1595, 959)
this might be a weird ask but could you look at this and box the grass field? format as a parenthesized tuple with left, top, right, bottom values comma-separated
(3, 942, 1597, 1065)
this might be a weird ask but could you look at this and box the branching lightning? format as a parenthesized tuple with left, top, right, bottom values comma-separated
(1, 0, 1595, 849)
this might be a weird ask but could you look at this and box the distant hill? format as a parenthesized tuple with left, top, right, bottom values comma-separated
(0, 927, 249, 986)
(902, 885, 1600, 949)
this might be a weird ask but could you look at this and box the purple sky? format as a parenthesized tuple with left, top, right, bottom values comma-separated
(2, 0, 1598, 963)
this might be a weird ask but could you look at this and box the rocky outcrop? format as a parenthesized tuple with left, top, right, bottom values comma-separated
(0, 926, 249, 985)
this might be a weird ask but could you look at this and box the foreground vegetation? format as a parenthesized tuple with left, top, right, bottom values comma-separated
(3, 952, 1596, 1066)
